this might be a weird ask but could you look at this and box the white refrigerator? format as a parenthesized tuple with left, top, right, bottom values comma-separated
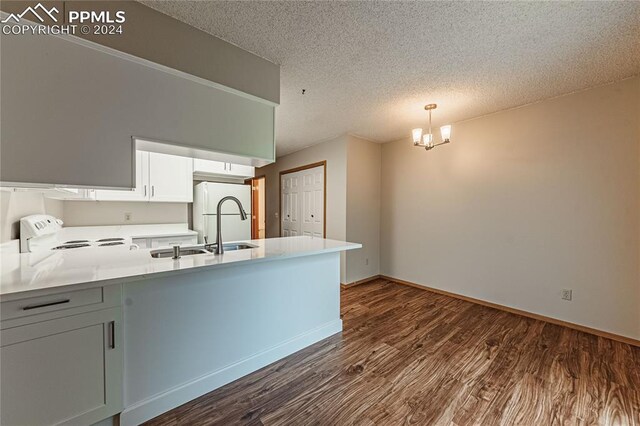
(193, 182, 252, 244)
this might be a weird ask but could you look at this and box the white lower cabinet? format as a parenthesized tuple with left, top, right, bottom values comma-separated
(0, 307, 123, 426)
(132, 234, 198, 249)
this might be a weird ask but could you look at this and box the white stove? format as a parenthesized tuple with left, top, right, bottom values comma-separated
(51, 237, 128, 250)
(19, 215, 132, 253)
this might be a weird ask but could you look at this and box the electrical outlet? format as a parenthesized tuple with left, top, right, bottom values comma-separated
(124, 212, 132, 222)
(561, 289, 572, 301)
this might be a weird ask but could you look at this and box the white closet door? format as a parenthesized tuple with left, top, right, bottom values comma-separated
(281, 172, 301, 236)
(281, 165, 324, 238)
(300, 166, 324, 238)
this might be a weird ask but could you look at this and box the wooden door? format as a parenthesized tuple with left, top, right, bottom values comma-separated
(249, 177, 266, 239)
(251, 179, 260, 239)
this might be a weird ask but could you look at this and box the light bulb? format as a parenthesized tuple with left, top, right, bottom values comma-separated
(440, 125, 451, 142)
(422, 133, 433, 146)
(412, 128, 423, 145)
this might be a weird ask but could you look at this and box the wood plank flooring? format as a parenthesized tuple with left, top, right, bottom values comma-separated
(144, 279, 640, 425)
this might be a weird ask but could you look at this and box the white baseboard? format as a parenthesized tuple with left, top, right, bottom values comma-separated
(119, 319, 343, 426)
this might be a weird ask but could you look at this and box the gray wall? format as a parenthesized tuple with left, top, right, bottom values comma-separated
(0, 1, 279, 104)
(380, 76, 640, 339)
(1, 30, 275, 188)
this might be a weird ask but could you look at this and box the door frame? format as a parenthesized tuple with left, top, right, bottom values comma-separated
(245, 175, 266, 239)
(279, 161, 327, 238)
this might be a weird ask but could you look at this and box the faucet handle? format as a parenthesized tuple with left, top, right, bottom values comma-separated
(172, 245, 181, 260)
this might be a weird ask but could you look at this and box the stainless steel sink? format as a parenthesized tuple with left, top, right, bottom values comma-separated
(214, 243, 258, 252)
(150, 247, 208, 258)
(150, 243, 258, 258)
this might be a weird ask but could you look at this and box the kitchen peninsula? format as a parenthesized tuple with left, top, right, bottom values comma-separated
(0, 236, 360, 426)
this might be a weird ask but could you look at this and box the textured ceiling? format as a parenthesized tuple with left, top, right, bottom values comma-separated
(141, 1, 640, 156)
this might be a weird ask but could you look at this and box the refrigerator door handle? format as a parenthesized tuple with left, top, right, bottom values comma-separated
(203, 183, 208, 243)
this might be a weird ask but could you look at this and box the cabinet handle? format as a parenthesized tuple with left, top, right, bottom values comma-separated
(151, 186, 155, 197)
(108, 321, 115, 349)
(144, 185, 147, 196)
(22, 299, 70, 311)
(228, 163, 232, 171)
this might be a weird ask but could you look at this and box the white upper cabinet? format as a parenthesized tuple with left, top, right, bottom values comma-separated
(148, 152, 193, 202)
(193, 159, 228, 176)
(226, 163, 255, 178)
(95, 151, 193, 203)
(193, 159, 255, 179)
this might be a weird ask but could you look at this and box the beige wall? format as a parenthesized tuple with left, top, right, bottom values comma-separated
(258, 134, 382, 284)
(259, 135, 348, 281)
(346, 137, 381, 283)
(380, 76, 640, 339)
(0, 191, 63, 242)
(62, 201, 188, 227)
(259, 135, 348, 241)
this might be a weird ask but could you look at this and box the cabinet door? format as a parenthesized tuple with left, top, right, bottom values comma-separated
(149, 235, 198, 248)
(193, 158, 228, 175)
(95, 151, 149, 201)
(226, 163, 255, 178)
(0, 308, 123, 426)
(148, 152, 194, 202)
(131, 237, 149, 248)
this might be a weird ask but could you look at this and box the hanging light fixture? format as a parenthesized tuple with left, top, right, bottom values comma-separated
(412, 104, 452, 151)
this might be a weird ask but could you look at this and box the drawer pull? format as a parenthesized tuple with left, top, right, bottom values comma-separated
(108, 321, 116, 349)
(22, 299, 71, 311)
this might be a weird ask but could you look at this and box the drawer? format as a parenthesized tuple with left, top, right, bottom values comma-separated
(131, 238, 149, 248)
(150, 235, 198, 248)
(1, 287, 104, 322)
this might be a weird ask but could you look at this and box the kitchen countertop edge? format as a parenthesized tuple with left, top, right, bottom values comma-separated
(0, 237, 361, 301)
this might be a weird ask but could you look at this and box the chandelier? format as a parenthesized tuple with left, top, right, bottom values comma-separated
(412, 104, 451, 151)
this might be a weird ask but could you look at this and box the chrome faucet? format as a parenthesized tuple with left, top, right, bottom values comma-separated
(215, 196, 248, 254)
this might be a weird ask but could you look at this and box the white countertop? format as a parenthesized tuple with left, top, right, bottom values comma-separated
(0, 237, 361, 300)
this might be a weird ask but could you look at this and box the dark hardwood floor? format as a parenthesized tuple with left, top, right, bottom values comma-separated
(145, 279, 640, 425)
